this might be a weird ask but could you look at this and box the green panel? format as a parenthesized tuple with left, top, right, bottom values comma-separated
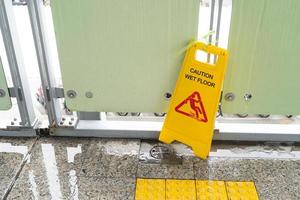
(51, 0, 200, 112)
(222, 0, 300, 115)
(0, 58, 11, 110)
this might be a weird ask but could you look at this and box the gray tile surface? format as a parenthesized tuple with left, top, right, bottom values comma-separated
(137, 158, 195, 179)
(6, 169, 72, 200)
(0, 137, 36, 198)
(0, 176, 11, 198)
(5, 137, 90, 200)
(0, 137, 35, 177)
(255, 177, 300, 200)
(79, 139, 140, 178)
(194, 157, 300, 200)
(6, 137, 140, 200)
(0, 137, 299, 200)
(8, 167, 137, 200)
(75, 177, 136, 200)
(25, 137, 90, 175)
(0, 152, 23, 177)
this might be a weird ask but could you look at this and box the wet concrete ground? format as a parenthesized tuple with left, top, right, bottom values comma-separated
(0, 137, 299, 200)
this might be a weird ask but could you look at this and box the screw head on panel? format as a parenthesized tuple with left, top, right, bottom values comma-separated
(224, 92, 235, 101)
(244, 93, 252, 101)
(85, 91, 93, 98)
(0, 89, 6, 97)
(66, 90, 77, 99)
(164, 92, 172, 100)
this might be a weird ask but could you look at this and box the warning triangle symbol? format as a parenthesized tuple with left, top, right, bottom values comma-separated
(175, 91, 208, 122)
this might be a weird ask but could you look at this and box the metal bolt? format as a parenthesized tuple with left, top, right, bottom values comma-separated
(244, 93, 252, 101)
(164, 92, 172, 100)
(66, 90, 77, 99)
(154, 112, 166, 117)
(62, 117, 66, 121)
(130, 112, 141, 116)
(0, 89, 6, 97)
(59, 121, 64, 125)
(150, 145, 171, 159)
(258, 114, 270, 118)
(117, 112, 128, 116)
(85, 91, 93, 98)
(69, 121, 73, 125)
(13, 118, 17, 121)
(236, 113, 248, 118)
(224, 92, 235, 101)
(11, 121, 14, 125)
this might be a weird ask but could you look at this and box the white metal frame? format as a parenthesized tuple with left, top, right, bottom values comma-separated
(0, 0, 298, 141)
(51, 117, 300, 142)
(26, 0, 61, 126)
(0, 0, 36, 136)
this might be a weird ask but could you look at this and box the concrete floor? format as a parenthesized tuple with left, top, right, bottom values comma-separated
(0, 137, 299, 200)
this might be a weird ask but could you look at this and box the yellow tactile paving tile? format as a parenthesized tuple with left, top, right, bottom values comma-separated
(135, 179, 260, 200)
(135, 178, 166, 200)
(196, 180, 228, 200)
(166, 179, 196, 200)
(225, 181, 259, 200)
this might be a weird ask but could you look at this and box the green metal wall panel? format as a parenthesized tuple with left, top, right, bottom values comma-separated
(51, 0, 200, 112)
(222, 0, 300, 115)
(0, 58, 11, 110)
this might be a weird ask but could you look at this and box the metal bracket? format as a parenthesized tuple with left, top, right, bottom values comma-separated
(139, 143, 183, 165)
(54, 87, 64, 98)
(5, 116, 39, 130)
(45, 87, 64, 101)
(12, 0, 26, 6)
(8, 87, 15, 97)
(48, 115, 78, 135)
(43, 0, 50, 6)
(8, 87, 23, 100)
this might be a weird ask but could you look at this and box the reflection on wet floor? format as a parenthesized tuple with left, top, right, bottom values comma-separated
(0, 137, 299, 200)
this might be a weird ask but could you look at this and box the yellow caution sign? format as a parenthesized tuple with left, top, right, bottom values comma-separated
(159, 42, 228, 159)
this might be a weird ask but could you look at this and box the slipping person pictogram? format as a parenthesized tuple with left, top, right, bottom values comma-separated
(175, 91, 208, 122)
